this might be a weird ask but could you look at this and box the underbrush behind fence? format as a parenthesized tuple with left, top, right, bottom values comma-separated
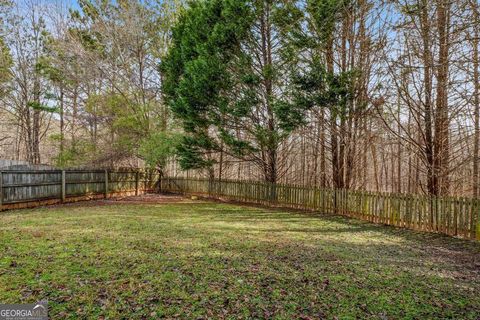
(161, 177, 480, 241)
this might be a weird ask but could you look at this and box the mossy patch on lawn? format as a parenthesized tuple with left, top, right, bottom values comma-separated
(1, 202, 479, 319)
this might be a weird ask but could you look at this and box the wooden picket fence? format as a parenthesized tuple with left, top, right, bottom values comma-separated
(0, 169, 159, 210)
(161, 177, 480, 241)
(1, 170, 478, 241)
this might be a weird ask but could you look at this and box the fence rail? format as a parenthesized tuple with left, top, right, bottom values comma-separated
(161, 177, 480, 241)
(0, 169, 159, 210)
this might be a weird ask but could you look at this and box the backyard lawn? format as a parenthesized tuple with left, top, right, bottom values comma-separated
(0, 197, 479, 319)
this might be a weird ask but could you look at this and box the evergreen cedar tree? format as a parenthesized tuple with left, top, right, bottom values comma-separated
(161, 0, 353, 183)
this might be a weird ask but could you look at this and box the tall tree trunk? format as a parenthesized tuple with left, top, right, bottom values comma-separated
(471, 0, 480, 197)
(320, 109, 327, 188)
(434, 0, 450, 195)
(59, 85, 65, 155)
(260, 1, 277, 184)
(420, 0, 436, 195)
(397, 98, 402, 193)
(32, 77, 41, 164)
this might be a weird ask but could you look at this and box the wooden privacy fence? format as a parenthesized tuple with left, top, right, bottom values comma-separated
(0, 169, 159, 210)
(161, 177, 480, 241)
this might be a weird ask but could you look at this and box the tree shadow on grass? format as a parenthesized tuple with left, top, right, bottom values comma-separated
(200, 205, 480, 256)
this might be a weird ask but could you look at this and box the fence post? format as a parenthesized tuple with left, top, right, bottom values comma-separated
(104, 169, 109, 199)
(0, 171, 3, 210)
(135, 171, 139, 196)
(61, 170, 66, 202)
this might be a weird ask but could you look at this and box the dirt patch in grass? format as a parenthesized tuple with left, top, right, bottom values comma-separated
(0, 202, 479, 319)
(106, 193, 197, 204)
(42, 193, 199, 209)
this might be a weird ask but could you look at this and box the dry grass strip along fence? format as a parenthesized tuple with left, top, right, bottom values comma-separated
(161, 177, 480, 241)
(0, 169, 158, 210)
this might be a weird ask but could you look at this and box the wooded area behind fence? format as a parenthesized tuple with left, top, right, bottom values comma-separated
(161, 177, 480, 241)
(0, 169, 159, 210)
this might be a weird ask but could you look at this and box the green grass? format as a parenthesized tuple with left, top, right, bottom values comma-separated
(1, 201, 479, 319)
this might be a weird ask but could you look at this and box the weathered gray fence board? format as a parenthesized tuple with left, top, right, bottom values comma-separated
(0, 169, 159, 207)
(2, 171, 62, 203)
